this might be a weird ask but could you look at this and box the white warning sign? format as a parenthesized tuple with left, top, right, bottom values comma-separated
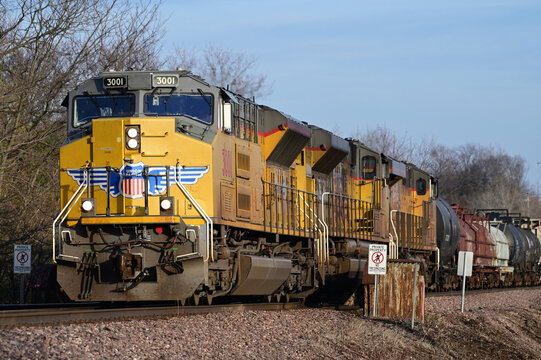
(368, 244, 387, 275)
(14, 244, 31, 274)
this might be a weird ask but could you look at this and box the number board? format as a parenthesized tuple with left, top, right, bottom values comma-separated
(152, 74, 179, 87)
(103, 76, 127, 88)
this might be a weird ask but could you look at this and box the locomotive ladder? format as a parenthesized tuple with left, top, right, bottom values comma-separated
(175, 164, 213, 262)
(52, 168, 89, 263)
(298, 193, 329, 266)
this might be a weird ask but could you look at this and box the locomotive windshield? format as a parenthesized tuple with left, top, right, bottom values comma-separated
(73, 94, 135, 127)
(144, 93, 213, 124)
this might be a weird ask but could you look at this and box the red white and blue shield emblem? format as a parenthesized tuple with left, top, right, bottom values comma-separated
(121, 163, 145, 199)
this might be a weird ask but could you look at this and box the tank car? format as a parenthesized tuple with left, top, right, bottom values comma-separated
(435, 203, 541, 290)
(435, 201, 508, 289)
(483, 211, 541, 286)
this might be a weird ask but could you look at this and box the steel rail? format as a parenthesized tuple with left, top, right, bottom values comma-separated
(426, 285, 541, 298)
(0, 301, 304, 328)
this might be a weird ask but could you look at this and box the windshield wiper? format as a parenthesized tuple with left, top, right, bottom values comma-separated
(197, 88, 213, 108)
(83, 91, 100, 112)
(104, 89, 118, 109)
(163, 88, 175, 105)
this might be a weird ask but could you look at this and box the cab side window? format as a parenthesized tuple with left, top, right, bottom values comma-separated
(416, 178, 427, 195)
(362, 156, 377, 180)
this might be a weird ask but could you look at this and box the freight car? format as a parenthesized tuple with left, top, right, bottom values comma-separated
(435, 201, 541, 290)
(52, 70, 438, 303)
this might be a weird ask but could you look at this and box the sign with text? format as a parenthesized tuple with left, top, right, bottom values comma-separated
(368, 244, 387, 275)
(14, 244, 31, 274)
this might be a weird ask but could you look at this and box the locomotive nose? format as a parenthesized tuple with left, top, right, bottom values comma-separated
(87, 117, 178, 216)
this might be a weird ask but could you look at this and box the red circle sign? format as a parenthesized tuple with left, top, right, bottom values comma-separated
(371, 251, 384, 264)
(16, 251, 29, 264)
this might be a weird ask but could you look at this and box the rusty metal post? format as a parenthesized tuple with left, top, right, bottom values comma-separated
(411, 263, 419, 329)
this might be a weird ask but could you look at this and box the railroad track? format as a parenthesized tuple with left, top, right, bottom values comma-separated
(426, 285, 541, 298)
(0, 301, 304, 328)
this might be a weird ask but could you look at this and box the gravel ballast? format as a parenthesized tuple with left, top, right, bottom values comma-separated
(1, 287, 540, 359)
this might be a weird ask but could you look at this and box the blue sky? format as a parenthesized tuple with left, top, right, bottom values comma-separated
(161, 0, 541, 190)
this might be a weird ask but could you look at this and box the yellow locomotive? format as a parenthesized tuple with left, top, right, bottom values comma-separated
(54, 70, 437, 303)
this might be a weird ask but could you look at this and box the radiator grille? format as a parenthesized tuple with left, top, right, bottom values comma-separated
(237, 152, 250, 172)
(238, 193, 251, 211)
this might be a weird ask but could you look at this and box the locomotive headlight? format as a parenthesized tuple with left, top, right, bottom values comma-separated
(82, 200, 94, 212)
(125, 126, 140, 150)
(160, 199, 172, 210)
(159, 196, 174, 215)
(126, 127, 139, 138)
(127, 138, 139, 149)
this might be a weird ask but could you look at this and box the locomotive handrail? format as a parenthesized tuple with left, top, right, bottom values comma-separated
(390, 209, 399, 254)
(175, 165, 213, 262)
(260, 179, 327, 263)
(261, 179, 320, 237)
(394, 211, 424, 249)
(52, 168, 88, 263)
(389, 234, 396, 259)
(322, 191, 373, 239)
(322, 192, 374, 261)
(298, 193, 328, 265)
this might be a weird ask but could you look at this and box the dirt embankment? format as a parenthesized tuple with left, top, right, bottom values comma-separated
(0, 288, 539, 359)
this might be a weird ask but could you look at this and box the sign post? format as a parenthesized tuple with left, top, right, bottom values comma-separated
(457, 251, 473, 313)
(411, 263, 419, 329)
(368, 244, 387, 317)
(14, 245, 31, 304)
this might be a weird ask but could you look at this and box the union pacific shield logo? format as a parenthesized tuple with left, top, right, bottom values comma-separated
(67, 162, 209, 199)
(121, 163, 145, 198)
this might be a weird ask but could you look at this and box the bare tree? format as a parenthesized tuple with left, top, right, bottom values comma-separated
(170, 44, 272, 99)
(353, 125, 435, 169)
(0, 0, 164, 303)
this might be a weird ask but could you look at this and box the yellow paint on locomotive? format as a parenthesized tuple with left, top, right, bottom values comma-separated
(412, 189, 431, 217)
(308, 147, 326, 168)
(260, 127, 284, 161)
(60, 117, 213, 226)
(359, 181, 376, 203)
(292, 151, 307, 193)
